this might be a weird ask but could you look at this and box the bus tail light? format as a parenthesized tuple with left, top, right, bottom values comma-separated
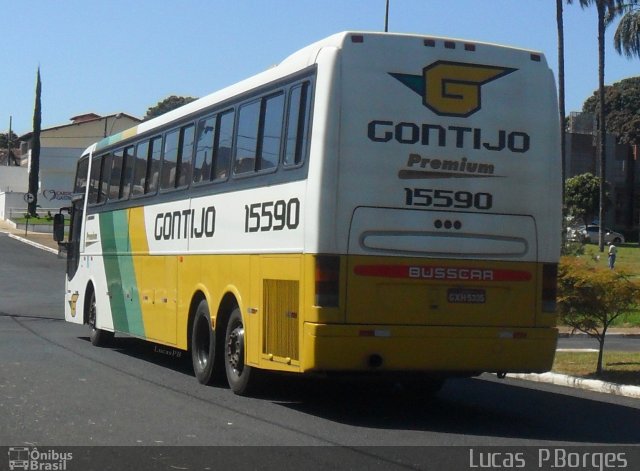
(315, 256, 340, 307)
(542, 263, 558, 312)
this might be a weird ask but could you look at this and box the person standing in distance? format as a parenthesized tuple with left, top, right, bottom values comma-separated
(608, 242, 618, 270)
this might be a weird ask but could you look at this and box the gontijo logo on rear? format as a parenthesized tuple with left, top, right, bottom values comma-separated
(390, 61, 516, 117)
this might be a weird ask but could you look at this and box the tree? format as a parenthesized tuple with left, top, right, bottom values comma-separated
(583, 76, 640, 144)
(568, 1, 625, 252)
(558, 257, 640, 374)
(565, 173, 605, 224)
(28, 67, 42, 217)
(144, 95, 197, 121)
(0, 131, 18, 149)
(613, 3, 640, 57)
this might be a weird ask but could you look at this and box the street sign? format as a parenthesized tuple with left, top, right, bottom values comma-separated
(23, 193, 35, 204)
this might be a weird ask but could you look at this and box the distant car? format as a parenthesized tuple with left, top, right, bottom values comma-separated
(583, 225, 625, 245)
(565, 226, 584, 242)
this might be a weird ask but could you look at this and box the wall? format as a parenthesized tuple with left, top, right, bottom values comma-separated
(18, 115, 142, 212)
(565, 132, 639, 232)
(40, 116, 141, 149)
(0, 191, 29, 220)
(26, 147, 80, 206)
(0, 167, 28, 193)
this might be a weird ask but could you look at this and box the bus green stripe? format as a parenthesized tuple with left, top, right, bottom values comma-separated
(100, 211, 145, 337)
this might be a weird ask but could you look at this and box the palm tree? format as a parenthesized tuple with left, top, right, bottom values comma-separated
(568, 1, 625, 252)
(557, 1, 567, 221)
(613, 3, 640, 57)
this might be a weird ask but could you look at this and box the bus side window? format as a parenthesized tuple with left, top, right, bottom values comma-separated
(161, 125, 193, 190)
(75, 156, 89, 195)
(146, 136, 162, 194)
(161, 129, 179, 190)
(108, 149, 124, 201)
(132, 141, 149, 197)
(259, 92, 284, 171)
(213, 109, 234, 181)
(120, 145, 135, 199)
(234, 100, 260, 174)
(97, 153, 112, 204)
(88, 155, 101, 204)
(284, 81, 311, 167)
(194, 116, 215, 184)
(234, 93, 283, 175)
(178, 124, 194, 188)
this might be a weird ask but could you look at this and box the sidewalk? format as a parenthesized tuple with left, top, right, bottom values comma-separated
(0, 218, 59, 253)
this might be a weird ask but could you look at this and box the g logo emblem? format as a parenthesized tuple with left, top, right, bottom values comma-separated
(390, 61, 516, 117)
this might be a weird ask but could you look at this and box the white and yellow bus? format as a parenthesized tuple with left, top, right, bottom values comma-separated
(55, 31, 561, 395)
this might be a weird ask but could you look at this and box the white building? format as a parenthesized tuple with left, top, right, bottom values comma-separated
(0, 113, 141, 219)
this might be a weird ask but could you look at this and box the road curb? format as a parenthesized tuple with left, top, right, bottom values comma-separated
(7, 233, 58, 255)
(507, 372, 640, 399)
(558, 332, 640, 338)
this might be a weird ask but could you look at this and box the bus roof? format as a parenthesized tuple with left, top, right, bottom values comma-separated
(84, 31, 545, 157)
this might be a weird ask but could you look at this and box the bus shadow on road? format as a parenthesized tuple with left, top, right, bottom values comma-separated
(79, 335, 196, 377)
(266, 375, 640, 444)
(79, 335, 640, 444)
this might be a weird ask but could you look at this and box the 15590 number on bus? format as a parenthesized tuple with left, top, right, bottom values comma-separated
(404, 187, 493, 210)
(244, 198, 300, 232)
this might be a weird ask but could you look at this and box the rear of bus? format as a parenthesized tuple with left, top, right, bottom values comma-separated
(304, 32, 560, 376)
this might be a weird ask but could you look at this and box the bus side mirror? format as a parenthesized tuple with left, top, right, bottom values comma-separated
(53, 214, 65, 242)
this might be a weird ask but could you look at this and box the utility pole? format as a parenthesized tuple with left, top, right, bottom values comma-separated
(385, 0, 390, 32)
(7, 116, 12, 166)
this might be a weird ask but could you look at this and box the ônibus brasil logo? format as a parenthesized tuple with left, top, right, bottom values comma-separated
(390, 61, 517, 117)
(8, 447, 73, 471)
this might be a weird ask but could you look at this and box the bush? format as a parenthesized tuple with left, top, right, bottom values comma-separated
(558, 256, 640, 374)
(561, 240, 585, 256)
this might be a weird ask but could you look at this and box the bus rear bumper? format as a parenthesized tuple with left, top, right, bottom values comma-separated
(301, 323, 558, 374)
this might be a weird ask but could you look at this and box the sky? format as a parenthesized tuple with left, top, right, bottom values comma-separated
(1, 0, 639, 136)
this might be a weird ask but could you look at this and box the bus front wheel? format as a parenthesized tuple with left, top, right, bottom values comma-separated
(225, 307, 259, 395)
(191, 299, 217, 385)
(87, 289, 113, 347)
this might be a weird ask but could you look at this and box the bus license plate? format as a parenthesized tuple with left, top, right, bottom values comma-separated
(447, 288, 486, 304)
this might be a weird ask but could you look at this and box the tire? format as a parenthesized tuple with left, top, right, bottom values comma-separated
(224, 307, 259, 395)
(87, 289, 114, 347)
(191, 299, 217, 385)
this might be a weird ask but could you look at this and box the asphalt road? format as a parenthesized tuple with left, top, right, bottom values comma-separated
(1, 232, 639, 468)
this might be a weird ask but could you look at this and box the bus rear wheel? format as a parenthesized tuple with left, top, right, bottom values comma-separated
(225, 307, 260, 395)
(87, 289, 113, 347)
(191, 299, 217, 385)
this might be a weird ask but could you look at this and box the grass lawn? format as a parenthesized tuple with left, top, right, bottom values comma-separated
(553, 351, 640, 386)
(12, 217, 69, 225)
(581, 242, 640, 277)
(571, 243, 640, 327)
